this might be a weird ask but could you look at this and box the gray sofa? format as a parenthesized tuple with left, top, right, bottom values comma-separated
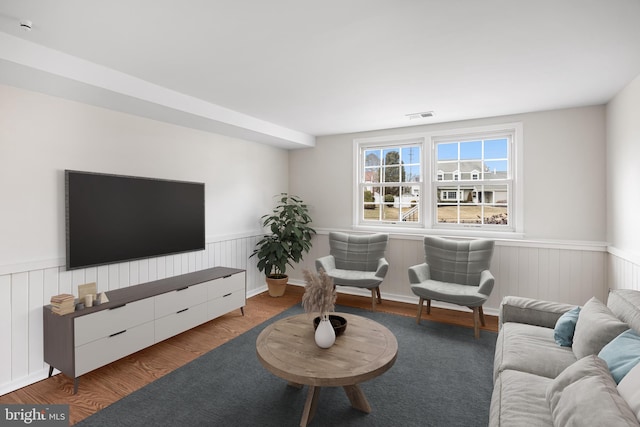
(490, 289, 640, 426)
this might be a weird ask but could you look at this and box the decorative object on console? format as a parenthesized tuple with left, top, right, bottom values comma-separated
(50, 294, 75, 315)
(97, 292, 109, 304)
(302, 269, 338, 348)
(250, 193, 316, 297)
(78, 282, 97, 300)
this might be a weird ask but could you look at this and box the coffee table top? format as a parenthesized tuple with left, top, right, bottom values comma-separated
(256, 312, 398, 387)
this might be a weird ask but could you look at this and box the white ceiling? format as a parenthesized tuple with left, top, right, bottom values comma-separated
(1, 1, 639, 148)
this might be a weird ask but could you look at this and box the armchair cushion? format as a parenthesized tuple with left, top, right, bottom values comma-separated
(411, 279, 491, 307)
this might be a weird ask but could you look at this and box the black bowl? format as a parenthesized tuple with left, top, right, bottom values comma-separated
(313, 315, 348, 337)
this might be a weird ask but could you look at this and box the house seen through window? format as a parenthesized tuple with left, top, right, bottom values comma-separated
(356, 123, 519, 233)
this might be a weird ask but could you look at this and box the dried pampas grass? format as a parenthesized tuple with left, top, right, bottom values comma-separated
(302, 269, 336, 316)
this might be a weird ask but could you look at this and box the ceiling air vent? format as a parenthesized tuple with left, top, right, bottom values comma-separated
(406, 111, 434, 120)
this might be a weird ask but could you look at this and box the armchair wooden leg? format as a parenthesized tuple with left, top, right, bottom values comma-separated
(479, 306, 486, 327)
(472, 307, 480, 339)
(370, 289, 377, 311)
(416, 297, 424, 324)
(426, 299, 431, 315)
(375, 287, 382, 304)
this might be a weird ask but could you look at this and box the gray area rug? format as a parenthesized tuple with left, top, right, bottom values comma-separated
(76, 304, 497, 427)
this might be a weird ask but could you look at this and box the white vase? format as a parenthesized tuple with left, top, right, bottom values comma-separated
(314, 315, 336, 348)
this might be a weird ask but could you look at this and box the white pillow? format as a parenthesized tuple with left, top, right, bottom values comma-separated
(619, 362, 640, 422)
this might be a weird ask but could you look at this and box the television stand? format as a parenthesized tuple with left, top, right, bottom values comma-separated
(43, 266, 245, 394)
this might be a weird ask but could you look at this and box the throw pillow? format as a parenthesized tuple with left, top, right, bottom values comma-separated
(546, 355, 639, 426)
(599, 329, 640, 383)
(554, 306, 581, 347)
(572, 297, 628, 359)
(618, 362, 640, 422)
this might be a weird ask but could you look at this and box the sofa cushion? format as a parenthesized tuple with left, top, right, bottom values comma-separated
(572, 297, 628, 359)
(546, 355, 639, 427)
(599, 329, 640, 384)
(494, 322, 576, 381)
(490, 369, 553, 427)
(618, 362, 640, 422)
(553, 306, 581, 347)
(609, 289, 640, 334)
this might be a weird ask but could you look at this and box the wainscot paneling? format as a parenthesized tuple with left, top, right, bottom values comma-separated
(0, 234, 265, 396)
(289, 232, 609, 319)
(607, 247, 640, 292)
(4, 231, 624, 396)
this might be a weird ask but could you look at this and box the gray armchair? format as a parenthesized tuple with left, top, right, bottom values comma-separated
(315, 232, 389, 310)
(409, 236, 495, 338)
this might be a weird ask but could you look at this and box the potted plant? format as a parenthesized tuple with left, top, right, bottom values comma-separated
(250, 193, 316, 297)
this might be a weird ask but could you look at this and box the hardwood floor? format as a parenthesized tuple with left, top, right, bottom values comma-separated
(0, 286, 498, 425)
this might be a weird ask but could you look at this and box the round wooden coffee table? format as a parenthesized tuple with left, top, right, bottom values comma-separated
(256, 312, 398, 427)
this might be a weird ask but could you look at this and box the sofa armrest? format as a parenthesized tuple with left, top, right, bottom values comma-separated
(499, 296, 577, 329)
(315, 255, 336, 273)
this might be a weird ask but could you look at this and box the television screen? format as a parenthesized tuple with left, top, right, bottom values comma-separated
(65, 170, 205, 270)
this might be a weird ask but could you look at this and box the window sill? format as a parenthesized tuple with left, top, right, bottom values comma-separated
(351, 224, 525, 240)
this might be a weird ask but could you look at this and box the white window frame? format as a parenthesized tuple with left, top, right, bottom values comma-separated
(353, 122, 523, 238)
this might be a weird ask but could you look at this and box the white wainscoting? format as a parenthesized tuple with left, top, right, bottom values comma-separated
(290, 233, 610, 318)
(608, 247, 640, 292)
(0, 234, 265, 396)
(3, 231, 631, 396)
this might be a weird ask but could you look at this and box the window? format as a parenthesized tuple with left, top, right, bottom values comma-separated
(434, 134, 511, 229)
(359, 141, 422, 224)
(355, 123, 521, 234)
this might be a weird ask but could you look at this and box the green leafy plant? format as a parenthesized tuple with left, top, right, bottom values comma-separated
(250, 193, 316, 278)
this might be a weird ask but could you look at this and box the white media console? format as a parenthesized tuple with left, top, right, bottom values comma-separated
(43, 266, 246, 393)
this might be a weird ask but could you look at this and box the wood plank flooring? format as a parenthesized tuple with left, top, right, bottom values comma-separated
(0, 285, 498, 425)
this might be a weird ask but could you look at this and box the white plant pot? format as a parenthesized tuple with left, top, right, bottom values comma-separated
(314, 315, 336, 348)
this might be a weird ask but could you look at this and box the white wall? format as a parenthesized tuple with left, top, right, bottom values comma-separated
(286, 106, 609, 316)
(606, 74, 640, 263)
(0, 84, 287, 394)
(0, 84, 288, 268)
(290, 106, 607, 242)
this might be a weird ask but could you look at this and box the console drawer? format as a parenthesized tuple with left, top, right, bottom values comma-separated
(207, 290, 245, 319)
(75, 320, 154, 376)
(154, 301, 208, 343)
(74, 298, 154, 347)
(155, 281, 208, 319)
(207, 272, 245, 300)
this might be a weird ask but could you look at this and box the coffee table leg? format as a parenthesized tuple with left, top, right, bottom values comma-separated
(300, 385, 321, 427)
(343, 384, 372, 413)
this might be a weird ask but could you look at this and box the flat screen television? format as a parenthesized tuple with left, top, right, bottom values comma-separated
(65, 170, 205, 270)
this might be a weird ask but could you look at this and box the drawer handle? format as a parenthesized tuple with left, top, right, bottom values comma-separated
(176, 286, 189, 291)
(109, 304, 126, 310)
(223, 293, 232, 298)
(109, 330, 127, 338)
(177, 308, 189, 314)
